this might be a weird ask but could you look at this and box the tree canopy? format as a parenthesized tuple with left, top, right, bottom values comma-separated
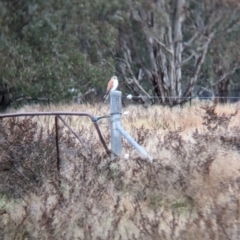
(0, 0, 240, 108)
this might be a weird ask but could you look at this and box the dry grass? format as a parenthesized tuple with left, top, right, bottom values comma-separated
(0, 101, 240, 239)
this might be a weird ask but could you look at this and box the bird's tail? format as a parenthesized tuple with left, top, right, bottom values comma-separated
(103, 92, 109, 103)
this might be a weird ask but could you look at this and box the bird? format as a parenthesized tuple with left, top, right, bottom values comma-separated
(103, 76, 119, 102)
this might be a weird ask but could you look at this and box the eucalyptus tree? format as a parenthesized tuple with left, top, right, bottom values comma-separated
(116, 0, 240, 105)
(0, 0, 122, 105)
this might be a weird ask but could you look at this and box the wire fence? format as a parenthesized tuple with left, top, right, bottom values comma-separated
(123, 95, 240, 99)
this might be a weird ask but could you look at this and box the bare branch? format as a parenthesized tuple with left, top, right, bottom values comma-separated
(181, 53, 195, 66)
(212, 66, 240, 87)
(183, 32, 199, 48)
(183, 31, 215, 99)
(222, 9, 240, 33)
(154, 37, 173, 55)
(117, 57, 152, 99)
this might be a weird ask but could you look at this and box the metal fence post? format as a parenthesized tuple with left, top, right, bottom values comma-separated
(110, 90, 122, 158)
(116, 123, 153, 162)
(109, 90, 152, 162)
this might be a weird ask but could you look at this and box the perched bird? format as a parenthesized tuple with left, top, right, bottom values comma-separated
(103, 76, 119, 102)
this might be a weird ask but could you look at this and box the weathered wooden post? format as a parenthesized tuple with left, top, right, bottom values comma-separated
(110, 90, 153, 162)
(110, 90, 122, 159)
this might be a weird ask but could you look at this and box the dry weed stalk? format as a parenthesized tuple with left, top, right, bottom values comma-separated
(0, 102, 240, 239)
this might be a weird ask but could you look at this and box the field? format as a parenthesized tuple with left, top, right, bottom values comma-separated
(0, 101, 240, 239)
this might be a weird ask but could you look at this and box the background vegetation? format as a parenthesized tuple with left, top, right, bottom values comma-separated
(0, 101, 240, 239)
(0, 0, 240, 109)
(1, 1, 240, 237)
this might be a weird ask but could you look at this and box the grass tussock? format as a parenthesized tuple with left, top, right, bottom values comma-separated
(0, 101, 240, 239)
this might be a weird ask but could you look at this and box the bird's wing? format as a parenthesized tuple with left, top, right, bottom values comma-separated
(106, 79, 113, 92)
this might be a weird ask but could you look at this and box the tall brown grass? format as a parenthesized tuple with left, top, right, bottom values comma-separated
(0, 101, 240, 239)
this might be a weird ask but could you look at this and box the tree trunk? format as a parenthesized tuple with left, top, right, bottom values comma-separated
(218, 79, 230, 104)
(117, 0, 240, 106)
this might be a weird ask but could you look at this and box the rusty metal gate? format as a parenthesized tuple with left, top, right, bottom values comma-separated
(0, 111, 111, 172)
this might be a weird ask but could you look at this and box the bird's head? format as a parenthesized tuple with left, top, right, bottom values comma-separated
(112, 76, 118, 81)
